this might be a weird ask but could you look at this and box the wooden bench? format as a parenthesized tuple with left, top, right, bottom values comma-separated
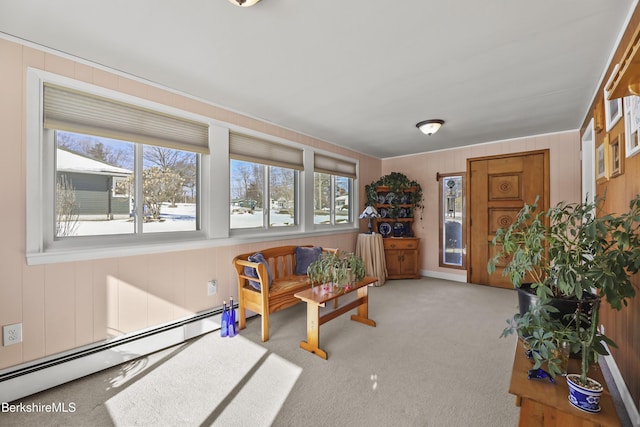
(233, 245, 337, 342)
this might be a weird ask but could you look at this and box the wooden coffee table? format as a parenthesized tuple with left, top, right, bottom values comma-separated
(294, 276, 377, 359)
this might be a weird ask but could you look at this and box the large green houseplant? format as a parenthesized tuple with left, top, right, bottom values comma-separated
(488, 195, 640, 411)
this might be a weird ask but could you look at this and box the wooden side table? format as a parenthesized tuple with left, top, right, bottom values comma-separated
(355, 233, 387, 286)
(509, 343, 621, 427)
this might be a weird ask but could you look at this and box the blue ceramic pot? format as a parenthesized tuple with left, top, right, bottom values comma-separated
(566, 374, 603, 414)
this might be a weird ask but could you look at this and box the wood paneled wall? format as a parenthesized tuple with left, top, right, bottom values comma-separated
(581, 4, 640, 414)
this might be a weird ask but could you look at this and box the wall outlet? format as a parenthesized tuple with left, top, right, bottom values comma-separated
(207, 279, 217, 296)
(3, 323, 22, 346)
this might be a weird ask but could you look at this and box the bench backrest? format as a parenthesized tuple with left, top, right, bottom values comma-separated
(234, 245, 336, 281)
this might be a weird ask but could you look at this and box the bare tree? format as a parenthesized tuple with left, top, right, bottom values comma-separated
(145, 146, 196, 205)
(56, 174, 80, 236)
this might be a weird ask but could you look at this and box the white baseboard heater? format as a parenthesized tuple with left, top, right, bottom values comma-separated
(0, 307, 229, 403)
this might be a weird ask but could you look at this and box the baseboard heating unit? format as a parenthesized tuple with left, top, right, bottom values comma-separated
(0, 307, 228, 403)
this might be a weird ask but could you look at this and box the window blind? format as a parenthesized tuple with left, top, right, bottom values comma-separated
(43, 84, 210, 154)
(229, 132, 303, 170)
(314, 153, 357, 179)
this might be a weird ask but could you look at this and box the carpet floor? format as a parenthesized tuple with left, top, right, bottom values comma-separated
(1, 278, 524, 426)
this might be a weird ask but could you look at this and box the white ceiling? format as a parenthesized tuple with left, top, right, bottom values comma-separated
(0, 0, 635, 158)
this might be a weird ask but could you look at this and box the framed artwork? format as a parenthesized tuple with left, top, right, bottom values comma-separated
(604, 92, 623, 131)
(623, 95, 640, 158)
(609, 133, 625, 177)
(596, 137, 609, 182)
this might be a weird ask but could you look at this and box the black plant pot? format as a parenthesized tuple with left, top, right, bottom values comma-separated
(517, 283, 597, 324)
(517, 284, 597, 358)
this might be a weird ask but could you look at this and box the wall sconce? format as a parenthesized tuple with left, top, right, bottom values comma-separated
(416, 119, 444, 135)
(359, 206, 380, 234)
(227, 0, 261, 6)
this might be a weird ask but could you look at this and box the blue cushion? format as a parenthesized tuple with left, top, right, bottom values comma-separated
(244, 252, 273, 291)
(294, 246, 323, 276)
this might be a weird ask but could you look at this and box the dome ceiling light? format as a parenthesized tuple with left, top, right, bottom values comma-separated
(416, 119, 444, 135)
(228, 0, 261, 7)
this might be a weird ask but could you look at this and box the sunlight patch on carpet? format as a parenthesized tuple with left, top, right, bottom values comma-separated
(104, 333, 301, 426)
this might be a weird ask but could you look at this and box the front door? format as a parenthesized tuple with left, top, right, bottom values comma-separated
(468, 150, 549, 288)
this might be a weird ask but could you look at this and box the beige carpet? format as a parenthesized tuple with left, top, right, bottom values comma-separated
(0, 278, 522, 426)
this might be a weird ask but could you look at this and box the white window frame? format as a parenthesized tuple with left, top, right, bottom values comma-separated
(25, 69, 359, 265)
(26, 69, 223, 264)
(310, 148, 358, 231)
(313, 172, 354, 226)
(229, 159, 301, 233)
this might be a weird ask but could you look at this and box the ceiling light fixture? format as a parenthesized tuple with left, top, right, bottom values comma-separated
(228, 0, 261, 6)
(416, 119, 444, 135)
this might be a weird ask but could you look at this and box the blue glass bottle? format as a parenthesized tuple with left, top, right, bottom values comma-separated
(220, 300, 229, 337)
(228, 297, 236, 337)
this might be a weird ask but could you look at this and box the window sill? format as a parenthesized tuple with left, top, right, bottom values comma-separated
(26, 226, 359, 265)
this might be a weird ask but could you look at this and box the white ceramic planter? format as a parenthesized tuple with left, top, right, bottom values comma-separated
(566, 374, 604, 414)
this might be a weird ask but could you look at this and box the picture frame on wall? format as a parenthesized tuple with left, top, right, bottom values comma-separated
(596, 137, 609, 182)
(609, 133, 625, 177)
(604, 90, 623, 132)
(623, 95, 640, 158)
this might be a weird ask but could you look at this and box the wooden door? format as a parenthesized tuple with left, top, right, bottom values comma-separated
(468, 151, 549, 288)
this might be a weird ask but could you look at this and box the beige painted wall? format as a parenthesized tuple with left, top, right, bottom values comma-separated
(0, 37, 382, 370)
(381, 131, 582, 281)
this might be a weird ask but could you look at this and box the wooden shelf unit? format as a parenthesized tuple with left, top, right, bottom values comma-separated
(372, 186, 421, 279)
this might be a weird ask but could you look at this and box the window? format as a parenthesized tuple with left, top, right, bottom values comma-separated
(56, 134, 199, 237)
(229, 133, 301, 230)
(313, 153, 356, 226)
(438, 173, 466, 268)
(27, 70, 211, 261)
(26, 70, 359, 264)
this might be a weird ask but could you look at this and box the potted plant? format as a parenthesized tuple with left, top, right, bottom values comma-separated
(489, 194, 640, 413)
(307, 250, 366, 290)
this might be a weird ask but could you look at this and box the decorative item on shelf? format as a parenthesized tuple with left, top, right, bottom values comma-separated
(489, 195, 640, 413)
(359, 205, 380, 234)
(378, 222, 392, 237)
(307, 250, 366, 292)
(393, 222, 404, 237)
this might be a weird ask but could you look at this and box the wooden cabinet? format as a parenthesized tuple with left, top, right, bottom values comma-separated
(372, 185, 421, 279)
(383, 237, 420, 279)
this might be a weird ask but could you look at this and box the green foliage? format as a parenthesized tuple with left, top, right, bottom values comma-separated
(489, 194, 640, 384)
(365, 172, 424, 219)
(307, 251, 366, 289)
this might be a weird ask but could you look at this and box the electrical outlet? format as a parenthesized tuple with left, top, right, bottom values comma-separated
(3, 323, 22, 346)
(207, 279, 217, 296)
